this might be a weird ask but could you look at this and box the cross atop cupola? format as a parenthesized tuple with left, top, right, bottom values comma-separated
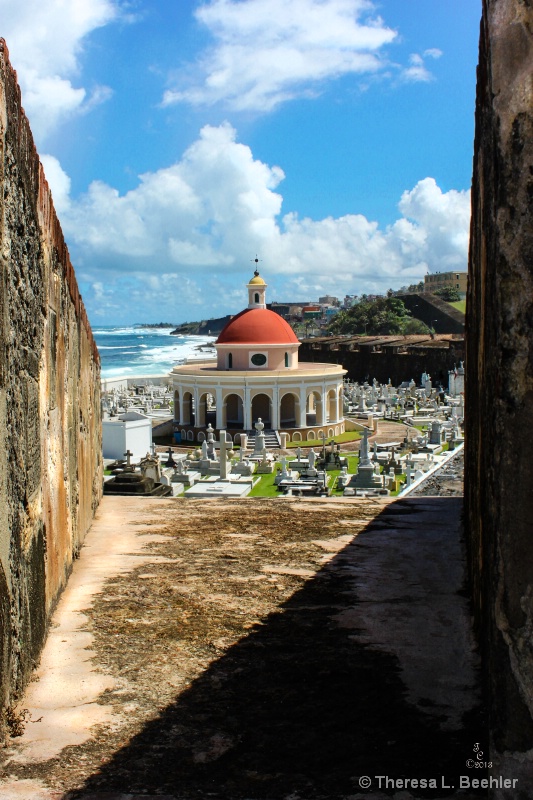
(247, 258, 267, 309)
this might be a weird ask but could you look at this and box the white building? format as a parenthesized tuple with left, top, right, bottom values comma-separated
(102, 411, 152, 461)
(170, 270, 347, 443)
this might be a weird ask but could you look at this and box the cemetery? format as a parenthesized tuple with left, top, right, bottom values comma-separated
(102, 365, 465, 500)
(3, 0, 533, 792)
(99, 267, 465, 503)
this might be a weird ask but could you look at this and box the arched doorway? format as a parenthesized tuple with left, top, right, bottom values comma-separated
(173, 390, 180, 423)
(306, 391, 324, 426)
(327, 389, 337, 423)
(182, 391, 192, 425)
(251, 393, 271, 427)
(280, 392, 300, 428)
(224, 393, 244, 428)
(198, 391, 216, 428)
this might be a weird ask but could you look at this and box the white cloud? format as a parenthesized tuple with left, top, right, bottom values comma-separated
(395, 177, 470, 270)
(163, 0, 397, 112)
(400, 49, 443, 83)
(61, 122, 285, 267)
(0, 0, 118, 140)
(40, 154, 72, 214)
(51, 123, 469, 318)
(424, 48, 443, 60)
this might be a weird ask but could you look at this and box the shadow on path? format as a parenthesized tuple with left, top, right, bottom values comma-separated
(72, 498, 484, 799)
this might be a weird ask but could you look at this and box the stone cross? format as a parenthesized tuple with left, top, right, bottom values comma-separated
(165, 447, 176, 467)
(124, 450, 134, 467)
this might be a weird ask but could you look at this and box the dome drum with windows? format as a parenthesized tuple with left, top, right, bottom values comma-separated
(170, 268, 346, 444)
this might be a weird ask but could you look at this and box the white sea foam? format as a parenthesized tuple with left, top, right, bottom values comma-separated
(97, 345, 139, 350)
(93, 327, 140, 336)
(96, 327, 216, 379)
(104, 366, 134, 375)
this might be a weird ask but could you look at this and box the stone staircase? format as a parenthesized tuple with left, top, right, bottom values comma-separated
(245, 428, 281, 449)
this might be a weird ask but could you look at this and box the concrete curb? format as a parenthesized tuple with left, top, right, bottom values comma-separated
(399, 442, 464, 497)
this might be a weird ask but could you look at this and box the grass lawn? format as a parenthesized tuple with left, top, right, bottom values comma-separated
(249, 454, 361, 497)
(285, 431, 362, 448)
(248, 471, 281, 497)
(449, 300, 466, 313)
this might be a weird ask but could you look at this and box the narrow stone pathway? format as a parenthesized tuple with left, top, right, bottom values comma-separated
(0, 496, 484, 799)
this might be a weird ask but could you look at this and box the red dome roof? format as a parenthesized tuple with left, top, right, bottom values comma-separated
(217, 308, 299, 345)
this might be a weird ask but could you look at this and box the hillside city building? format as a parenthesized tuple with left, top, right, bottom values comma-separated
(424, 270, 468, 297)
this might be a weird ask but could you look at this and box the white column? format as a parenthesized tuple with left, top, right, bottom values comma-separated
(299, 386, 307, 428)
(322, 388, 328, 423)
(243, 385, 252, 431)
(193, 387, 200, 427)
(215, 386, 224, 429)
(271, 387, 280, 429)
(219, 430, 228, 480)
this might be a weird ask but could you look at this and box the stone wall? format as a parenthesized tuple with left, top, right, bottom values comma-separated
(299, 336, 464, 385)
(397, 292, 465, 334)
(0, 39, 102, 732)
(465, 0, 533, 791)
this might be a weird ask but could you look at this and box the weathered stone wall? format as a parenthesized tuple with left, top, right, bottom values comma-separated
(0, 39, 102, 731)
(397, 293, 465, 334)
(299, 336, 464, 385)
(465, 0, 533, 791)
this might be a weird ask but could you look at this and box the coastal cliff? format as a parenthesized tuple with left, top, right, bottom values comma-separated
(0, 39, 102, 734)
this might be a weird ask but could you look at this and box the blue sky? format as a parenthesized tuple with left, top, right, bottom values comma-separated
(1, 0, 481, 325)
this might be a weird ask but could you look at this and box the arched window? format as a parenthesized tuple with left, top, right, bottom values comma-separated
(254, 292, 260, 303)
(285, 351, 289, 367)
(228, 352, 233, 369)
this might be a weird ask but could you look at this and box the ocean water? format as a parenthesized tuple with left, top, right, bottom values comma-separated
(93, 326, 216, 379)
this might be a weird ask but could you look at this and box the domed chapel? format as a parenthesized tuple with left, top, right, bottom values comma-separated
(170, 268, 346, 443)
